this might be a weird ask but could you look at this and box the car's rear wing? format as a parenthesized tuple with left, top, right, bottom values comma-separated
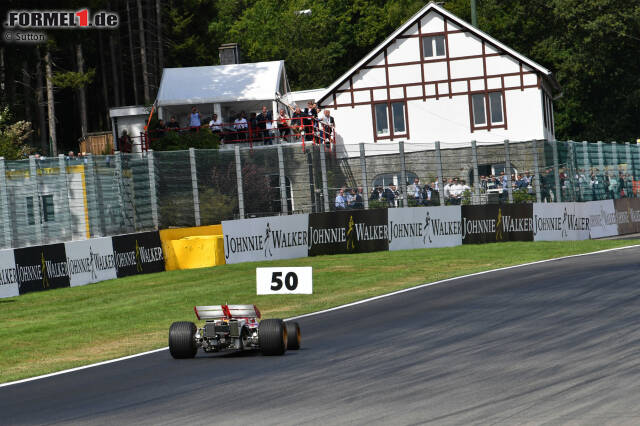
(194, 304, 262, 320)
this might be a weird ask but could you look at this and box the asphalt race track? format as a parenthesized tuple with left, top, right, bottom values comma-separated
(3, 247, 640, 425)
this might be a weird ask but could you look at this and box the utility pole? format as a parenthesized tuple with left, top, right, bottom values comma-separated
(471, 0, 478, 27)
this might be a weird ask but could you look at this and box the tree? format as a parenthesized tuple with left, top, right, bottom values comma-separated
(0, 107, 34, 160)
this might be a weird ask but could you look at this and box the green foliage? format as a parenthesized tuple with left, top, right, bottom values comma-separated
(150, 130, 220, 151)
(0, 107, 35, 160)
(52, 68, 96, 89)
(513, 188, 536, 204)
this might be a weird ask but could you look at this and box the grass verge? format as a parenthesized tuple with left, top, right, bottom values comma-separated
(1, 239, 638, 384)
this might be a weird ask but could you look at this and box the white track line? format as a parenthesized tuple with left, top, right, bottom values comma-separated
(2, 243, 638, 388)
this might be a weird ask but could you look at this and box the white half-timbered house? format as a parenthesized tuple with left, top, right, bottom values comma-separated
(316, 2, 560, 155)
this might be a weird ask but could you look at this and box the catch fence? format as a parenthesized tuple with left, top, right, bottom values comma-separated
(1, 139, 639, 249)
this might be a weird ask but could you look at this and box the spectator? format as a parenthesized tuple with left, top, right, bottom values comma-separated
(335, 188, 346, 210)
(67, 151, 75, 160)
(119, 130, 132, 153)
(370, 186, 382, 201)
(234, 112, 248, 141)
(166, 116, 180, 131)
(209, 113, 223, 137)
(384, 184, 396, 207)
(189, 106, 202, 131)
(304, 102, 317, 142)
(320, 109, 335, 146)
(291, 107, 305, 141)
(443, 178, 453, 204)
(353, 187, 364, 209)
(450, 178, 463, 205)
(257, 106, 274, 145)
(155, 119, 167, 138)
(409, 177, 422, 204)
(277, 109, 290, 143)
(345, 187, 356, 208)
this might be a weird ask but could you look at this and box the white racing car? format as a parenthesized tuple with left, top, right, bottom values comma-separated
(169, 304, 301, 358)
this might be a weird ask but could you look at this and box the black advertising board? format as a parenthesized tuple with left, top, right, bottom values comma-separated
(14, 243, 70, 295)
(308, 209, 388, 256)
(462, 204, 533, 244)
(614, 198, 640, 235)
(111, 231, 165, 277)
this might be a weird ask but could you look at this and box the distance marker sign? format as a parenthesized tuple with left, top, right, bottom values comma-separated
(256, 267, 313, 295)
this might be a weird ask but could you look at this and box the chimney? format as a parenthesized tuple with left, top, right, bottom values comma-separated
(218, 43, 241, 65)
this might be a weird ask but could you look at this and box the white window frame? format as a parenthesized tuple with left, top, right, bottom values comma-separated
(374, 103, 390, 136)
(422, 35, 446, 58)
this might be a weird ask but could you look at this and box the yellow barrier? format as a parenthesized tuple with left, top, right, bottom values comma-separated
(160, 225, 225, 271)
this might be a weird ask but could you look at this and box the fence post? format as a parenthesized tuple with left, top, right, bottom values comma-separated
(360, 143, 369, 210)
(597, 140, 605, 175)
(471, 140, 479, 197)
(277, 145, 288, 215)
(234, 145, 245, 219)
(0, 157, 13, 248)
(188, 148, 201, 226)
(504, 140, 513, 203)
(566, 141, 577, 202)
(58, 154, 73, 240)
(399, 141, 407, 207)
(582, 141, 589, 173)
(532, 140, 542, 203)
(625, 141, 632, 172)
(319, 145, 330, 212)
(29, 155, 43, 245)
(146, 150, 159, 229)
(435, 141, 444, 200)
(86, 154, 106, 236)
(552, 140, 562, 202)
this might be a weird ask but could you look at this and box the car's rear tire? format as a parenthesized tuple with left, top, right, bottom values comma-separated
(259, 319, 287, 356)
(285, 322, 301, 350)
(169, 321, 197, 359)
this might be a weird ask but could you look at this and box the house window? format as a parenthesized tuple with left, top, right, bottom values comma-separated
(372, 172, 418, 189)
(374, 101, 409, 140)
(489, 92, 503, 123)
(26, 196, 35, 225)
(471, 92, 505, 129)
(392, 102, 406, 134)
(375, 104, 389, 135)
(41, 194, 55, 222)
(422, 35, 446, 58)
(472, 94, 486, 125)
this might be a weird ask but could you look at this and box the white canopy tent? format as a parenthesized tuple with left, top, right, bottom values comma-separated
(156, 60, 291, 126)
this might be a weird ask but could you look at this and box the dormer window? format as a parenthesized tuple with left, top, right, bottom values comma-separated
(422, 35, 446, 58)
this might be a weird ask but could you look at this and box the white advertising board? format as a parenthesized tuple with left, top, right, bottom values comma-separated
(388, 206, 462, 251)
(532, 203, 590, 241)
(222, 214, 309, 264)
(0, 249, 19, 299)
(65, 237, 117, 287)
(256, 267, 313, 295)
(582, 200, 618, 239)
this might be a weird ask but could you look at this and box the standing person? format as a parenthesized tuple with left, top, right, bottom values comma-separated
(166, 116, 180, 131)
(277, 109, 290, 143)
(352, 187, 364, 210)
(384, 184, 396, 207)
(290, 107, 305, 142)
(320, 109, 335, 147)
(257, 106, 274, 145)
(234, 112, 248, 141)
(335, 188, 346, 210)
(303, 102, 317, 142)
(248, 112, 258, 143)
(189, 106, 201, 131)
(209, 113, 223, 143)
(119, 130, 132, 153)
(443, 178, 452, 205)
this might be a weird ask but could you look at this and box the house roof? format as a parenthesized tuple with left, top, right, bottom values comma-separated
(317, 2, 560, 105)
(156, 60, 285, 107)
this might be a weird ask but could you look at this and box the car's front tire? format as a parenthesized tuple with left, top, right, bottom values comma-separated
(169, 321, 198, 359)
(259, 319, 287, 356)
(285, 322, 301, 350)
